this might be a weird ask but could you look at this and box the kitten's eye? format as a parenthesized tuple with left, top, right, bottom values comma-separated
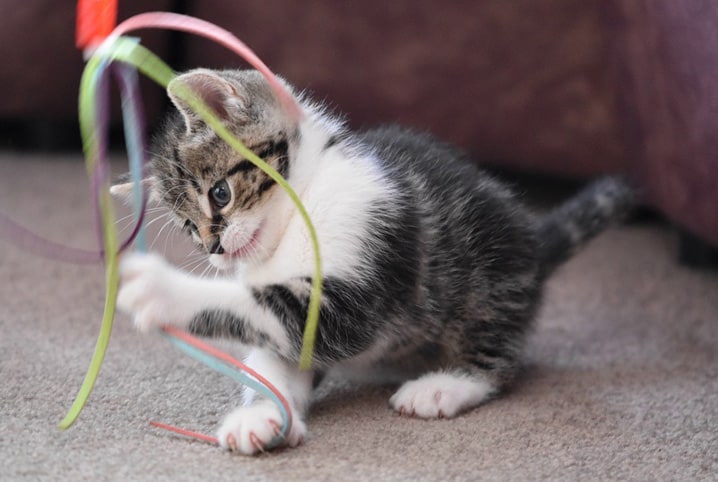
(210, 180, 231, 208)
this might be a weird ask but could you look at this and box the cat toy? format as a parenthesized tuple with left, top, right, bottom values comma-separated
(3, 1, 324, 450)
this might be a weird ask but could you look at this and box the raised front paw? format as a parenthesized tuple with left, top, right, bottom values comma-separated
(389, 372, 495, 419)
(217, 401, 307, 455)
(117, 252, 194, 332)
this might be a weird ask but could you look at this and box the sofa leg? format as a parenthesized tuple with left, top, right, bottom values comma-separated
(678, 229, 718, 269)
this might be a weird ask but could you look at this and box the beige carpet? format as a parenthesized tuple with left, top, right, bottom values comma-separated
(1, 154, 717, 481)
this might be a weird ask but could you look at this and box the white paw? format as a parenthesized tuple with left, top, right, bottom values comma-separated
(117, 252, 193, 332)
(389, 372, 495, 419)
(217, 401, 307, 455)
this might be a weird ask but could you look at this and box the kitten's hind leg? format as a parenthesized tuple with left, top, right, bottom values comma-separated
(218, 349, 312, 455)
(389, 370, 496, 419)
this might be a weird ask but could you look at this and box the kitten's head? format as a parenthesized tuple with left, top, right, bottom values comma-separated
(113, 69, 300, 269)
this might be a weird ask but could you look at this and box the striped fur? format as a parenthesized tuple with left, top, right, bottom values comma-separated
(114, 69, 636, 453)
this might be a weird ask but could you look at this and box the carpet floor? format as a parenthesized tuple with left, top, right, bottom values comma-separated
(1, 154, 717, 481)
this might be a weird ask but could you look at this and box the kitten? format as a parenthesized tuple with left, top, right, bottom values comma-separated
(112, 68, 635, 455)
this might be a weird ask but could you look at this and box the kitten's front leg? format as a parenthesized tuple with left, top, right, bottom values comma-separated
(218, 348, 312, 455)
(117, 252, 200, 331)
(118, 252, 310, 454)
(117, 252, 293, 356)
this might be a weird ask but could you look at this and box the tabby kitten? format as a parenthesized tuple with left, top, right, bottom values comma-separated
(113, 68, 635, 455)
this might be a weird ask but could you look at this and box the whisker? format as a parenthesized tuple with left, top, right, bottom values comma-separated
(144, 213, 173, 230)
(163, 223, 183, 256)
(150, 218, 177, 250)
(199, 262, 215, 278)
(183, 256, 208, 274)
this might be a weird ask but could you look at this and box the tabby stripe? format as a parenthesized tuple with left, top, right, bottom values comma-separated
(258, 179, 275, 193)
(253, 278, 381, 363)
(228, 160, 256, 176)
(252, 285, 307, 332)
(188, 309, 279, 351)
(256, 139, 288, 161)
(210, 215, 225, 234)
(226, 139, 289, 178)
(469, 358, 496, 371)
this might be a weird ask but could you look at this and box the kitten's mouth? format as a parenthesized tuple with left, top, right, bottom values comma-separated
(224, 226, 262, 259)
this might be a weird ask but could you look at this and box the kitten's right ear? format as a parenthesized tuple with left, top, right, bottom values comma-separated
(110, 175, 160, 205)
(167, 69, 245, 133)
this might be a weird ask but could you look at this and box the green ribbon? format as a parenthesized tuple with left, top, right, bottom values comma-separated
(60, 36, 322, 429)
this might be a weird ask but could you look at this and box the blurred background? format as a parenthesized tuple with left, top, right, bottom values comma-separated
(1, 0, 717, 261)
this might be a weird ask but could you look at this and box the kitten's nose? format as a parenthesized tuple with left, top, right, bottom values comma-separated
(207, 239, 225, 255)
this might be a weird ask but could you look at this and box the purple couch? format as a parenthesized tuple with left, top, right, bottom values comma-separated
(1, 1, 716, 249)
(0, 0, 173, 129)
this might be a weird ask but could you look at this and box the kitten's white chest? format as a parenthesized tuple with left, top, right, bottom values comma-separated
(246, 148, 393, 285)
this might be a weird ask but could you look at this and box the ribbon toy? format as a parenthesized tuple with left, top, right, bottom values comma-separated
(2, 1, 324, 450)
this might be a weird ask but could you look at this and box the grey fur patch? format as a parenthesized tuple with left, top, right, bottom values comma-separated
(150, 69, 637, 393)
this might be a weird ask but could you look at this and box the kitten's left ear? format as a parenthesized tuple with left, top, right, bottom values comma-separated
(110, 175, 160, 204)
(167, 69, 245, 133)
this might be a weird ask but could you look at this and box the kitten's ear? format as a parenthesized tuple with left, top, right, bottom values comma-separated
(109, 175, 160, 205)
(167, 70, 244, 133)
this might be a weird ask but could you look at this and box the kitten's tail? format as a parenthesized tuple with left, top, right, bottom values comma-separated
(537, 175, 637, 278)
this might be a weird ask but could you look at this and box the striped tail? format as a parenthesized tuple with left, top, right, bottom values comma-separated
(537, 176, 637, 278)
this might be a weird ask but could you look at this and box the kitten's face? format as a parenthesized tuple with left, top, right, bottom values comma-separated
(151, 69, 297, 269)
